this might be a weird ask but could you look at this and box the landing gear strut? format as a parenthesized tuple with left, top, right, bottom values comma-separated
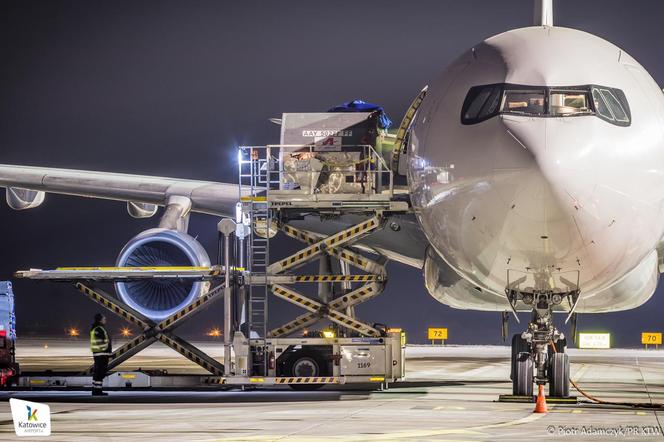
(507, 288, 573, 397)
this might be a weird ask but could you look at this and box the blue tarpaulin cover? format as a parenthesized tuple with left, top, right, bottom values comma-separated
(328, 100, 392, 129)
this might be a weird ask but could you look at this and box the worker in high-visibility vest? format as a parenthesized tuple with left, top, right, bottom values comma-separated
(90, 313, 112, 396)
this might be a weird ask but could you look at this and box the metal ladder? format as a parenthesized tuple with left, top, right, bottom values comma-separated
(238, 146, 279, 339)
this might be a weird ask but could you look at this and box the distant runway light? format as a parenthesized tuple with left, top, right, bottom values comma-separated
(207, 327, 222, 337)
(67, 327, 79, 337)
(120, 327, 132, 338)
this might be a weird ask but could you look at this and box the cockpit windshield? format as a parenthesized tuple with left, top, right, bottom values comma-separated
(461, 84, 630, 126)
(550, 90, 592, 116)
(502, 89, 545, 115)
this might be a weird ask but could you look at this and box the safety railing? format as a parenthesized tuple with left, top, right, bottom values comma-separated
(238, 144, 394, 198)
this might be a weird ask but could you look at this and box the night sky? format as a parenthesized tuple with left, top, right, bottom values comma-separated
(1, 0, 663, 346)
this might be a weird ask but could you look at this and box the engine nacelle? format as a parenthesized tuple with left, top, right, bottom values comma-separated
(423, 246, 511, 311)
(6, 187, 45, 210)
(115, 228, 210, 320)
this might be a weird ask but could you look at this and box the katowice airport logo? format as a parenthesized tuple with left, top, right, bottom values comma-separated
(10, 398, 51, 436)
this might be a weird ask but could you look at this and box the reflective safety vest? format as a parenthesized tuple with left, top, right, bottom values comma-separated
(90, 325, 110, 354)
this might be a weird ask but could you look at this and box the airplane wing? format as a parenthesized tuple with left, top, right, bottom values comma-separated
(0, 164, 238, 217)
(0, 164, 428, 268)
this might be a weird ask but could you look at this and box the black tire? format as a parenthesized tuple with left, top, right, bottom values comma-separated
(510, 334, 529, 381)
(558, 337, 567, 351)
(285, 350, 326, 391)
(548, 352, 570, 398)
(513, 352, 533, 396)
(548, 337, 567, 361)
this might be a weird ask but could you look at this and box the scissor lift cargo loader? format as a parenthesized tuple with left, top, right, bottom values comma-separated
(14, 112, 413, 389)
(213, 140, 408, 389)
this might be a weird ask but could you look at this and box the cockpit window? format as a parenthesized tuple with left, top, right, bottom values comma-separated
(599, 88, 629, 123)
(592, 88, 614, 121)
(463, 85, 501, 121)
(550, 90, 591, 116)
(502, 89, 546, 115)
(461, 83, 631, 126)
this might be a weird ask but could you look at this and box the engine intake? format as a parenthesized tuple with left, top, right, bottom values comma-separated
(115, 228, 210, 320)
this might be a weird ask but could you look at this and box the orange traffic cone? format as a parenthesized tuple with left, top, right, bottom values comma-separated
(534, 384, 548, 413)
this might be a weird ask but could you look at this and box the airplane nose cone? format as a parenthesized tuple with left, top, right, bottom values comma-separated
(500, 116, 595, 190)
(497, 116, 641, 288)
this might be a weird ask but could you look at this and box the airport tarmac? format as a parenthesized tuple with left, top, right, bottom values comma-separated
(0, 340, 662, 441)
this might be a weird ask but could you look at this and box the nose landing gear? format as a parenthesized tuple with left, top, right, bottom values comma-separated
(507, 289, 574, 398)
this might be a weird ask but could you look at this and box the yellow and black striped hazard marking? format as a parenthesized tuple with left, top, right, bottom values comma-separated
(325, 217, 380, 248)
(269, 313, 318, 337)
(76, 283, 226, 376)
(111, 334, 150, 359)
(293, 275, 379, 283)
(329, 283, 381, 310)
(326, 309, 380, 337)
(203, 377, 227, 385)
(391, 86, 428, 172)
(157, 283, 225, 331)
(279, 223, 384, 275)
(280, 224, 312, 243)
(271, 284, 380, 337)
(269, 217, 381, 274)
(271, 285, 321, 313)
(269, 283, 384, 337)
(76, 283, 151, 328)
(274, 377, 338, 384)
(83, 334, 155, 374)
(337, 250, 374, 272)
(158, 334, 224, 375)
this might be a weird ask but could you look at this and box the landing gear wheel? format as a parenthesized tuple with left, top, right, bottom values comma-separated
(285, 350, 325, 391)
(548, 337, 567, 360)
(548, 352, 570, 398)
(513, 352, 534, 396)
(510, 334, 529, 381)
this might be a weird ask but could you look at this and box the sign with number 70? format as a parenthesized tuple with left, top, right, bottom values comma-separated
(641, 332, 662, 345)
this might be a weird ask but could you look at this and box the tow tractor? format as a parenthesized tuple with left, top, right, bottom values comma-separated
(14, 107, 417, 390)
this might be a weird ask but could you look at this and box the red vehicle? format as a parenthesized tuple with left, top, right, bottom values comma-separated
(0, 282, 19, 387)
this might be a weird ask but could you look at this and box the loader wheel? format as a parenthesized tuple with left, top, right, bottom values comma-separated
(286, 350, 326, 391)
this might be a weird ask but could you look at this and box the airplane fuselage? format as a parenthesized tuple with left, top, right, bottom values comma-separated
(409, 26, 664, 312)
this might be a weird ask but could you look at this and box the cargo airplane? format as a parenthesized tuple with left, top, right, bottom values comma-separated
(1, 0, 662, 396)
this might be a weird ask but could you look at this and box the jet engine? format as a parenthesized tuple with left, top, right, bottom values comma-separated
(423, 246, 510, 311)
(115, 228, 210, 320)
